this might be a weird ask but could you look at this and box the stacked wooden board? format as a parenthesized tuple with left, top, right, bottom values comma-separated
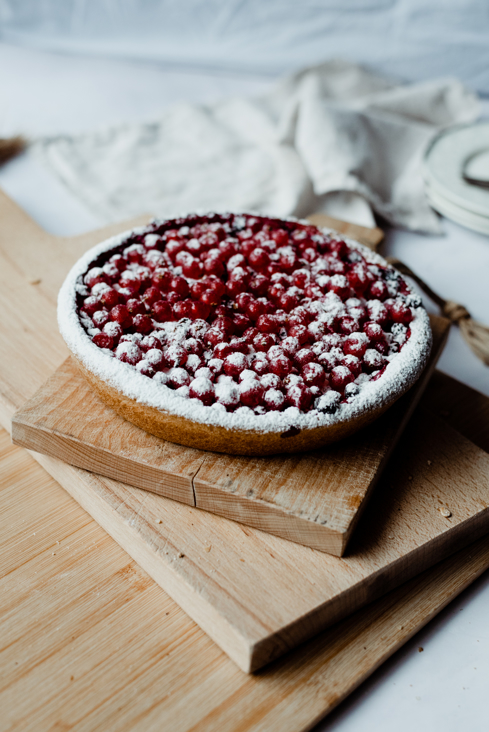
(12, 312, 447, 556)
(2, 378, 489, 730)
(1, 188, 489, 729)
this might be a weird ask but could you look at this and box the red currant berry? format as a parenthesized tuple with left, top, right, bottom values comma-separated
(116, 285, 137, 302)
(141, 336, 162, 353)
(213, 342, 234, 360)
(126, 298, 146, 316)
(253, 333, 275, 352)
(330, 365, 354, 391)
(207, 278, 226, 297)
(239, 380, 264, 408)
(347, 264, 373, 293)
(308, 320, 326, 340)
(99, 288, 120, 309)
(256, 314, 280, 334)
(200, 290, 219, 309)
(182, 257, 204, 279)
(165, 239, 185, 260)
(249, 274, 270, 296)
(92, 310, 110, 329)
(115, 342, 141, 365)
(225, 313, 245, 338)
(302, 362, 326, 388)
(103, 321, 123, 343)
(363, 349, 387, 373)
(268, 282, 285, 302)
(152, 300, 173, 322)
(142, 286, 162, 307)
(200, 232, 220, 249)
(318, 350, 341, 371)
(235, 292, 253, 312)
(189, 281, 207, 300)
(224, 352, 248, 377)
(171, 276, 190, 298)
(189, 301, 210, 320)
(329, 239, 348, 258)
(92, 332, 114, 349)
(189, 377, 215, 406)
(288, 324, 310, 344)
(294, 348, 316, 369)
(123, 244, 145, 263)
(251, 357, 269, 376)
(341, 354, 361, 378)
(261, 373, 282, 390)
(226, 279, 248, 298)
(366, 301, 389, 327)
(164, 344, 188, 368)
(219, 239, 237, 260)
(369, 280, 388, 301)
(281, 336, 300, 357)
(328, 274, 350, 300)
(84, 267, 109, 289)
(338, 316, 359, 335)
(292, 269, 309, 288)
(363, 321, 384, 341)
(167, 292, 182, 305)
(181, 337, 202, 356)
(136, 360, 155, 378)
(248, 247, 271, 270)
(271, 229, 288, 246)
(173, 300, 194, 320)
(263, 388, 285, 411)
(212, 314, 234, 334)
(286, 384, 313, 411)
(343, 333, 369, 358)
(243, 327, 259, 343)
(110, 304, 133, 328)
(81, 296, 100, 317)
(133, 313, 153, 334)
(215, 382, 240, 410)
(279, 291, 299, 312)
(390, 301, 413, 325)
(269, 354, 292, 378)
(168, 367, 191, 389)
(246, 299, 267, 321)
(205, 327, 226, 347)
(207, 358, 223, 377)
(204, 256, 225, 277)
(109, 253, 126, 271)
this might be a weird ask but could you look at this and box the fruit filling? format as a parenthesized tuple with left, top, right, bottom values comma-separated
(75, 213, 421, 416)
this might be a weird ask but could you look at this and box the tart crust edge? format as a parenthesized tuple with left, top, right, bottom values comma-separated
(74, 354, 408, 456)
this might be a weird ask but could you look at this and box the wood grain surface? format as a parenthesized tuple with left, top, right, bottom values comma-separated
(2, 411, 489, 731)
(307, 212, 384, 250)
(1, 188, 488, 680)
(2, 189, 489, 729)
(12, 316, 448, 556)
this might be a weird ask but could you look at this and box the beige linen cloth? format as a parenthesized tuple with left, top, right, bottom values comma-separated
(38, 60, 479, 232)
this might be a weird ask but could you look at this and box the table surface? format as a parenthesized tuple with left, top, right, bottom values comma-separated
(1, 41, 488, 732)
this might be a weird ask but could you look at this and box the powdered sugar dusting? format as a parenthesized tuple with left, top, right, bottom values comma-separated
(58, 212, 432, 436)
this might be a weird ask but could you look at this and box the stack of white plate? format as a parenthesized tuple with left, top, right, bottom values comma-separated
(423, 121, 489, 235)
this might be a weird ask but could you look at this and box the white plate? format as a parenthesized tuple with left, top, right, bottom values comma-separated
(425, 182, 489, 235)
(423, 122, 489, 218)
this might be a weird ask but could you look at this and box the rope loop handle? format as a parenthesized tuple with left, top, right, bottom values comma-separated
(442, 301, 470, 322)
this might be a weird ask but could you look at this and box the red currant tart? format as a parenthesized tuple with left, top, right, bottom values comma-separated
(58, 213, 432, 455)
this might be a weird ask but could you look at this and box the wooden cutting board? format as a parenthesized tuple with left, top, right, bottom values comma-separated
(1, 189, 489, 676)
(11, 314, 448, 556)
(1, 378, 489, 731)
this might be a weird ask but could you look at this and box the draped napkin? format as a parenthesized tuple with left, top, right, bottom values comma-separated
(38, 60, 479, 232)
